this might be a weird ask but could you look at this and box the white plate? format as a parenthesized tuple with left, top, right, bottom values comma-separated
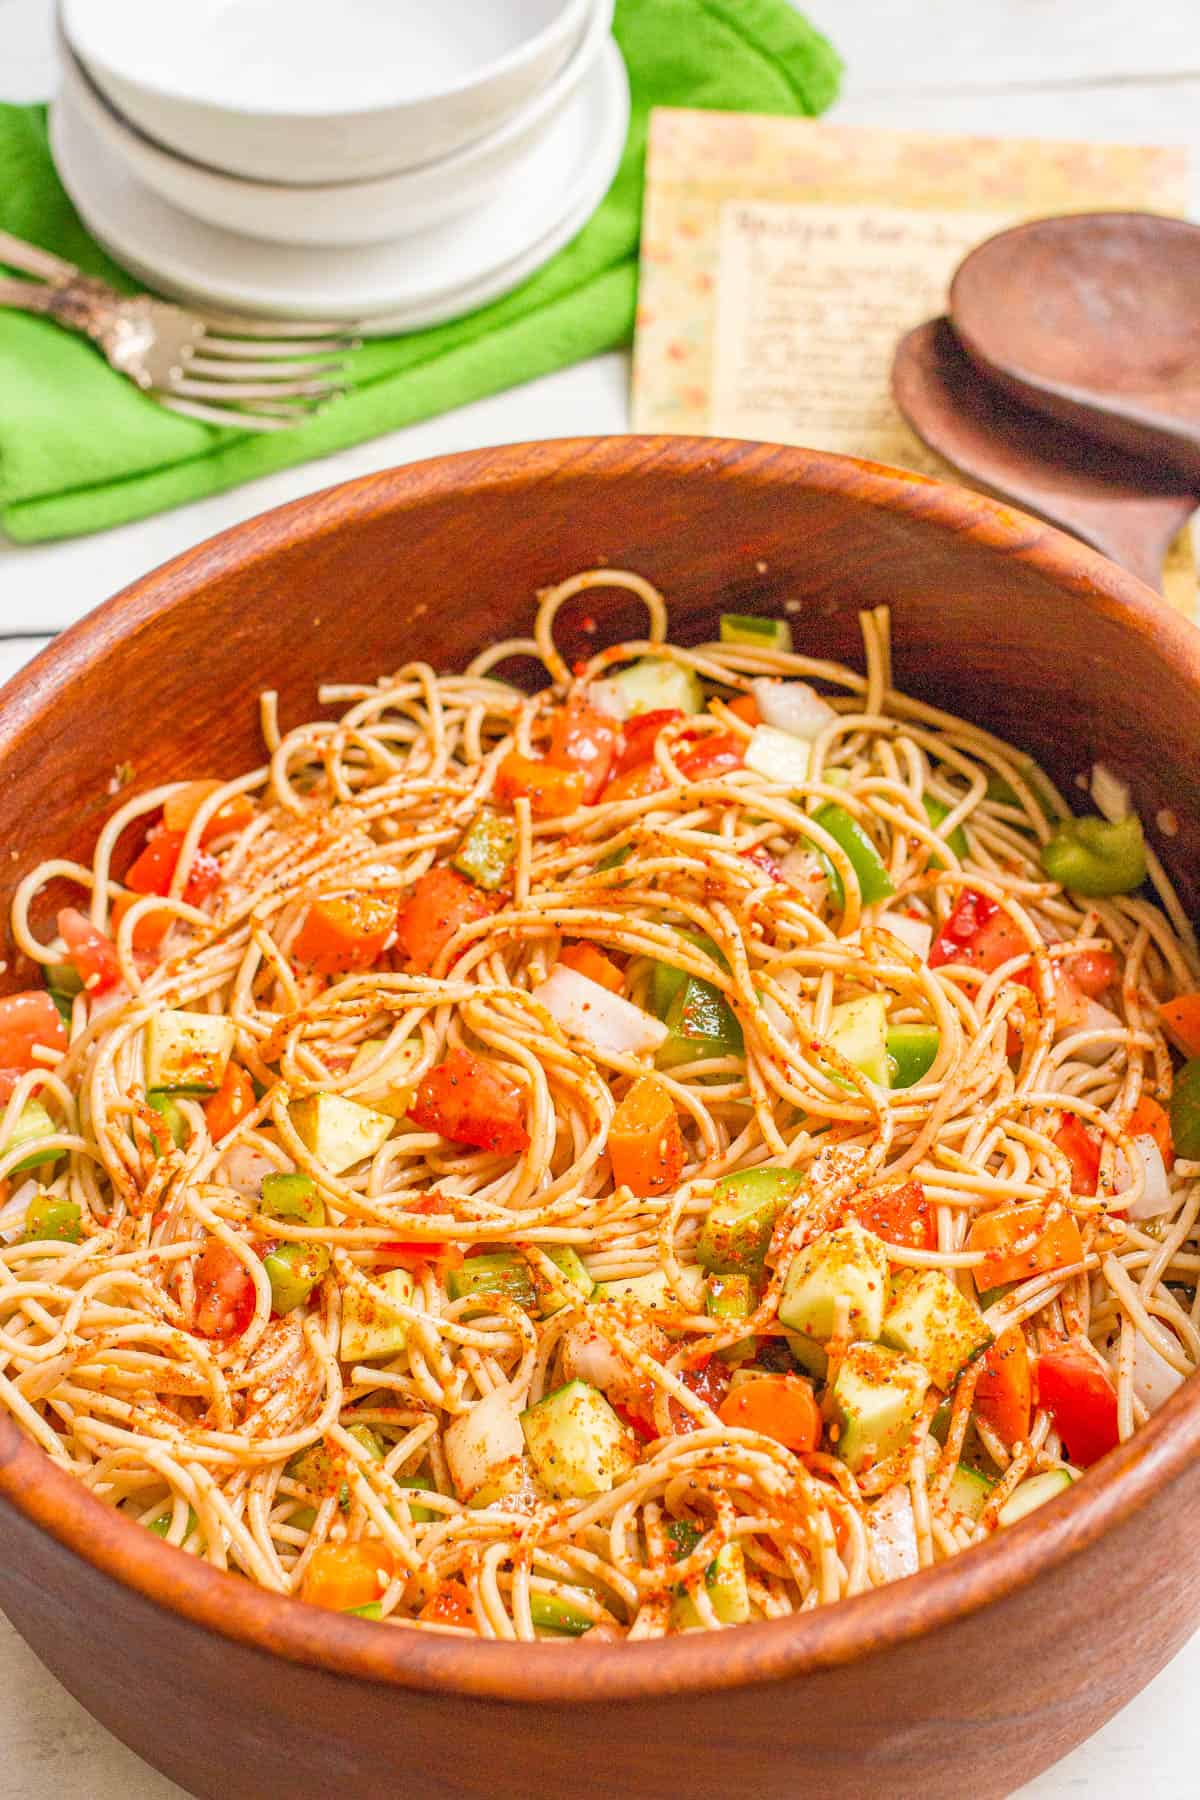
(49, 38, 629, 326)
(61, 0, 593, 184)
(56, 0, 613, 249)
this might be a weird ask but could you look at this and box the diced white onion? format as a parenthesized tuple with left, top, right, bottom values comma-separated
(779, 847, 829, 908)
(218, 1145, 290, 1196)
(0, 1178, 39, 1246)
(444, 1388, 525, 1502)
(588, 679, 630, 722)
(745, 725, 811, 787)
(751, 678, 837, 740)
(865, 1484, 919, 1582)
(533, 965, 667, 1057)
(1090, 761, 1131, 824)
(875, 913, 933, 962)
(1062, 999, 1125, 1067)
(1103, 1328, 1185, 1413)
(1117, 1134, 1173, 1220)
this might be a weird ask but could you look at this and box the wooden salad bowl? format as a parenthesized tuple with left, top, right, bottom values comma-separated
(1, 437, 1199, 1800)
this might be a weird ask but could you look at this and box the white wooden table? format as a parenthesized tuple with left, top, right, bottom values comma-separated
(2, 2, 1198, 1793)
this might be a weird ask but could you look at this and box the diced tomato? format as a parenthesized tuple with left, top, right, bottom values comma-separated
(293, 892, 397, 975)
(57, 907, 121, 995)
(967, 1201, 1084, 1288)
(110, 890, 173, 953)
(612, 709, 682, 777)
(1053, 1115, 1101, 1197)
(193, 1239, 256, 1337)
(417, 1580, 474, 1628)
(204, 1064, 256, 1142)
(848, 1179, 937, 1252)
(163, 781, 256, 845)
(601, 761, 669, 804)
(0, 1070, 25, 1103)
(1066, 950, 1119, 998)
(929, 890, 1026, 972)
(558, 942, 624, 993)
(717, 1374, 821, 1453)
(675, 734, 745, 781)
(1128, 1093, 1173, 1168)
(394, 868, 494, 975)
(974, 1327, 1032, 1447)
(547, 696, 621, 803)
(725, 694, 761, 726)
(0, 992, 67, 1070)
(125, 828, 221, 906)
(609, 1074, 686, 1196)
(378, 1197, 464, 1275)
(409, 1046, 530, 1156)
(495, 751, 586, 818)
(301, 1541, 395, 1612)
(614, 1399, 659, 1443)
(1037, 1345, 1119, 1467)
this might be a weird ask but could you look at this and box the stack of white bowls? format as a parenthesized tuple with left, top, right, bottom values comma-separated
(52, 0, 627, 330)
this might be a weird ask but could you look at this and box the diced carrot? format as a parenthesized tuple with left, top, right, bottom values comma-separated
(1053, 1115, 1100, 1197)
(848, 1179, 936, 1251)
(409, 1046, 529, 1156)
(966, 1201, 1084, 1289)
(547, 696, 621, 803)
(394, 868, 494, 975)
(417, 1580, 474, 1628)
(293, 892, 396, 975)
(974, 1327, 1032, 1447)
(111, 889, 172, 952)
(558, 942, 624, 994)
(1128, 1093, 1173, 1168)
(609, 1074, 686, 1197)
(125, 829, 221, 906)
(204, 1064, 256, 1142)
(717, 1374, 821, 1453)
(725, 694, 761, 726)
(163, 781, 256, 844)
(1159, 993, 1200, 1059)
(300, 1541, 395, 1612)
(495, 751, 586, 818)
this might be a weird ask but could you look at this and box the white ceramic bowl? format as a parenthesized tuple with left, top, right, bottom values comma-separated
(56, 0, 612, 249)
(59, 0, 594, 185)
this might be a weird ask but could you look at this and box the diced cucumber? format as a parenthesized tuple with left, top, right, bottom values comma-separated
(886, 1024, 940, 1089)
(264, 1241, 329, 1314)
(923, 794, 970, 862)
(346, 1038, 422, 1120)
(5, 1101, 64, 1175)
(657, 976, 743, 1068)
(260, 1170, 324, 1227)
(394, 1472, 438, 1524)
(720, 612, 793, 651)
(345, 1602, 383, 1619)
(881, 1270, 992, 1392)
(530, 1592, 595, 1636)
(520, 1380, 636, 1499)
(339, 1269, 414, 1362)
(929, 1397, 952, 1445)
(46, 961, 83, 998)
(445, 1387, 527, 1506)
(670, 1540, 751, 1629)
(144, 1010, 235, 1093)
(830, 1343, 929, 1473)
(745, 725, 811, 788)
(287, 1425, 383, 1508)
(783, 1328, 828, 1380)
(539, 1245, 596, 1315)
(22, 1192, 81, 1243)
(825, 994, 889, 1087)
(290, 1092, 394, 1174)
(147, 1089, 189, 1152)
(453, 809, 516, 891)
(447, 1253, 536, 1312)
(148, 1503, 200, 1542)
(594, 1267, 705, 1312)
(696, 1165, 805, 1276)
(706, 1271, 756, 1364)
(946, 1463, 995, 1523)
(778, 1220, 889, 1344)
(610, 658, 704, 718)
(997, 1466, 1077, 1526)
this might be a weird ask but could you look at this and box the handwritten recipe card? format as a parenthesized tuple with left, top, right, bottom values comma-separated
(632, 113, 1194, 614)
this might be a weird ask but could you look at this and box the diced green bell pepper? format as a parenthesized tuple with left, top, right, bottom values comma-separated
(22, 1193, 82, 1243)
(147, 1089, 189, 1153)
(260, 1170, 325, 1227)
(719, 612, 793, 651)
(886, 1025, 940, 1089)
(453, 809, 517, 891)
(6, 1101, 63, 1175)
(264, 1241, 330, 1313)
(447, 1252, 537, 1311)
(345, 1602, 384, 1619)
(697, 1166, 805, 1275)
(812, 804, 895, 905)
(394, 1472, 438, 1524)
(648, 931, 727, 1019)
(922, 795, 969, 862)
(539, 1245, 596, 1315)
(1170, 1059, 1200, 1161)
(1040, 814, 1146, 896)
(46, 961, 83, 998)
(597, 844, 634, 872)
(148, 1504, 200, 1540)
(530, 1592, 595, 1636)
(658, 976, 743, 1068)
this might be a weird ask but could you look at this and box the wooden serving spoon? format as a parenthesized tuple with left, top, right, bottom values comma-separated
(891, 316, 1198, 593)
(949, 212, 1200, 486)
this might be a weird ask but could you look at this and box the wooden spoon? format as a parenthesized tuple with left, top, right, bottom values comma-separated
(891, 316, 1197, 593)
(949, 212, 1200, 486)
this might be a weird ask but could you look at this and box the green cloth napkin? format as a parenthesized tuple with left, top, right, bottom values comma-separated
(0, 0, 839, 543)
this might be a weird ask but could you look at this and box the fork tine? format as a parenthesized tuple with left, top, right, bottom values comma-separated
(198, 309, 360, 338)
(155, 394, 318, 432)
(199, 331, 359, 359)
(166, 374, 344, 402)
(184, 353, 347, 380)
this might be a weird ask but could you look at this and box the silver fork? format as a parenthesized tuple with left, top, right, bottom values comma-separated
(0, 229, 356, 432)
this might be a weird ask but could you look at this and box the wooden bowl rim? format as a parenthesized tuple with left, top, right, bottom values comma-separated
(3, 434, 1200, 1704)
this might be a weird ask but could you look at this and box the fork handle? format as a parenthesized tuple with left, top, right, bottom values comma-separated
(0, 273, 112, 346)
(0, 230, 80, 285)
